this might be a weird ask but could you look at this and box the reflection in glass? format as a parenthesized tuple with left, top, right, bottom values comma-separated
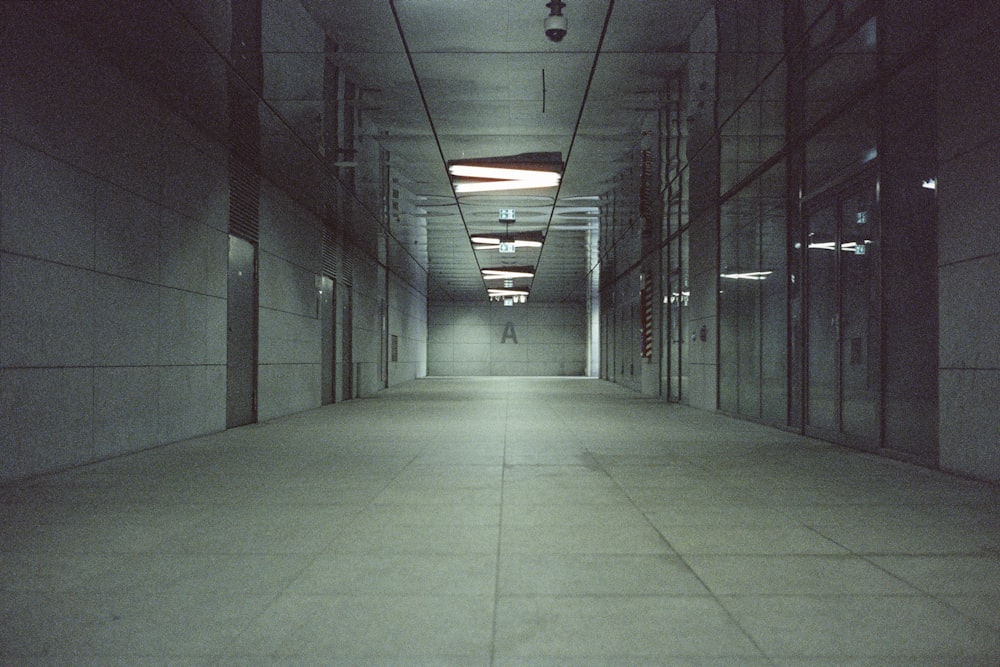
(806, 205, 839, 432)
(805, 95, 878, 194)
(839, 186, 879, 440)
(804, 174, 880, 442)
(718, 161, 786, 420)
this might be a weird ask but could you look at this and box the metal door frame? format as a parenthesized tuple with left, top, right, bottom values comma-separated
(801, 167, 882, 449)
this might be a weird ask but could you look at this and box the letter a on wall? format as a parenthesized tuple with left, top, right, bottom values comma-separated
(501, 321, 518, 344)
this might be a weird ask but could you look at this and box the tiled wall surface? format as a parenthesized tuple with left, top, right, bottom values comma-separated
(352, 256, 386, 398)
(0, 9, 425, 482)
(0, 17, 230, 481)
(258, 184, 323, 421)
(428, 302, 587, 376)
(390, 275, 429, 385)
(936, 5, 1000, 482)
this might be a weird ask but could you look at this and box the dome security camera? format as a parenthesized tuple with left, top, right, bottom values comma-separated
(544, 0, 567, 42)
(544, 13, 567, 42)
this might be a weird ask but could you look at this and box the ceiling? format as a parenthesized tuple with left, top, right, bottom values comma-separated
(295, 0, 713, 303)
(58, 0, 715, 304)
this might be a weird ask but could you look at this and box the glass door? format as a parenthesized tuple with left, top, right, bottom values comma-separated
(804, 173, 880, 445)
(805, 203, 839, 433)
(662, 230, 688, 403)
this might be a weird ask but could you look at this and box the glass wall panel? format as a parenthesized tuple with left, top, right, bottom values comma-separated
(805, 92, 877, 194)
(718, 197, 740, 412)
(759, 162, 788, 423)
(660, 73, 692, 403)
(677, 232, 689, 400)
(737, 209, 761, 416)
(791, 1, 939, 460)
(661, 243, 673, 397)
(664, 232, 690, 401)
(805, 203, 839, 432)
(720, 64, 787, 194)
(805, 17, 876, 127)
(719, 156, 787, 420)
(714, 0, 787, 421)
(839, 183, 879, 440)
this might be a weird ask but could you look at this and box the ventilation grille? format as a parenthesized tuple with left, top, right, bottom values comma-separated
(228, 83, 261, 245)
(322, 226, 355, 286)
(341, 244, 354, 286)
(229, 156, 260, 244)
(322, 226, 340, 280)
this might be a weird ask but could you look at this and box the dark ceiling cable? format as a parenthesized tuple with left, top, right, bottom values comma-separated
(561, 10, 795, 303)
(534, 0, 616, 298)
(542, 68, 547, 113)
(389, 0, 486, 299)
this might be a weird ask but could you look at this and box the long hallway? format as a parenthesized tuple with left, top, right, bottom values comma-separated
(2, 377, 999, 664)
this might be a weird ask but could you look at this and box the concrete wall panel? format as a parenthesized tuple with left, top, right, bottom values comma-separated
(427, 302, 587, 376)
(1, 368, 95, 480)
(1, 142, 97, 268)
(93, 366, 161, 459)
(936, 6, 1000, 482)
(0, 255, 97, 368)
(0, 4, 427, 483)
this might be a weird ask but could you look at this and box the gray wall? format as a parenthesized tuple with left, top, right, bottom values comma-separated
(352, 253, 386, 398)
(936, 5, 1000, 482)
(428, 302, 587, 376)
(257, 184, 322, 421)
(0, 18, 229, 481)
(0, 8, 426, 482)
(390, 275, 429, 385)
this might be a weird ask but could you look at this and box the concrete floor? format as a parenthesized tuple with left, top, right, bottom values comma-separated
(2, 377, 999, 665)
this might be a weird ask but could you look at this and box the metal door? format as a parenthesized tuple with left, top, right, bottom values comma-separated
(226, 235, 257, 427)
(339, 283, 353, 401)
(319, 276, 335, 405)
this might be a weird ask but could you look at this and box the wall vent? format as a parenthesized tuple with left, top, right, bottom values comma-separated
(229, 156, 260, 244)
(322, 226, 340, 280)
(341, 244, 354, 286)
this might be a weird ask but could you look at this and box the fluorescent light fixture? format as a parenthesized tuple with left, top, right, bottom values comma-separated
(448, 152, 563, 194)
(453, 174, 560, 193)
(488, 288, 529, 297)
(482, 268, 535, 280)
(449, 165, 560, 181)
(720, 271, 774, 280)
(471, 234, 544, 250)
